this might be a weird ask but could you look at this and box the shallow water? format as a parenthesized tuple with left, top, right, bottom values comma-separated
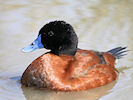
(0, 0, 133, 100)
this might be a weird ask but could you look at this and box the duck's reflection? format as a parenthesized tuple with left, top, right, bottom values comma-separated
(21, 80, 116, 100)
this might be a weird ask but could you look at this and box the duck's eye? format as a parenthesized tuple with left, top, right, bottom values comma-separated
(48, 31, 54, 36)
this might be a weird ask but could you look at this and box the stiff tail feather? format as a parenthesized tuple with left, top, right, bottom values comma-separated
(108, 47, 128, 59)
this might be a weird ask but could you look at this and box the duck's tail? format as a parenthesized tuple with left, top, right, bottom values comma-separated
(108, 47, 128, 59)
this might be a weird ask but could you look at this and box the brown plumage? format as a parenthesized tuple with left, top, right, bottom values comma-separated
(21, 49, 117, 91)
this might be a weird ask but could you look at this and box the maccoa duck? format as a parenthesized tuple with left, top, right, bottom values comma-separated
(21, 20, 127, 91)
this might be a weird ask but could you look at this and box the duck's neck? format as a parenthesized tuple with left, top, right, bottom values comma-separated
(50, 46, 78, 56)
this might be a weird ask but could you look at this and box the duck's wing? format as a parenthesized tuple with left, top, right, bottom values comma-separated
(107, 47, 128, 59)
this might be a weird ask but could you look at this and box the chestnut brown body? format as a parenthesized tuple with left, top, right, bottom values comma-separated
(21, 50, 117, 91)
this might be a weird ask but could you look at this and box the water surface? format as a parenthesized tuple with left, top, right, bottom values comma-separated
(0, 0, 133, 100)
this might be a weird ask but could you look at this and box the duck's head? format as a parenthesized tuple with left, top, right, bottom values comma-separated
(22, 20, 78, 56)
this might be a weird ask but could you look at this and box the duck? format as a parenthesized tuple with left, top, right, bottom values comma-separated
(21, 20, 127, 91)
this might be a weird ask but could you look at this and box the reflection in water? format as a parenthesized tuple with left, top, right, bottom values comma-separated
(0, 0, 133, 100)
(22, 81, 116, 100)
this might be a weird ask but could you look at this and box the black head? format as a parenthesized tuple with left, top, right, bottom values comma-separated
(39, 21, 78, 55)
(23, 20, 78, 56)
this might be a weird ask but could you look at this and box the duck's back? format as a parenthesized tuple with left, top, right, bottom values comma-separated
(21, 50, 117, 91)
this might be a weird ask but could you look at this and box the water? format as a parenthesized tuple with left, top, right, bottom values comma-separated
(0, 0, 133, 100)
